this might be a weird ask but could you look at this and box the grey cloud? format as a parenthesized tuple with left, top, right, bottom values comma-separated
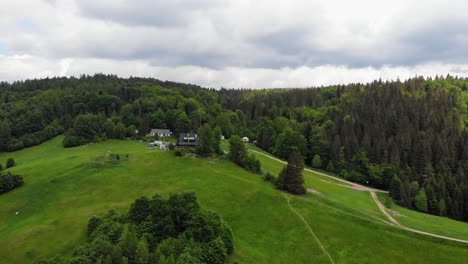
(4, 0, 468, 73)
(400, 21, 468, 65)
(252, 29, 379, 68)
(76, 0, 218, 27)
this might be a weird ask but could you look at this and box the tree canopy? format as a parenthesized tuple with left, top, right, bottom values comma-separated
(36, 192, 233, 264)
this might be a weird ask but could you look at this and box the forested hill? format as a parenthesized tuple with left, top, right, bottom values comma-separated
(0, 74, 467, 222)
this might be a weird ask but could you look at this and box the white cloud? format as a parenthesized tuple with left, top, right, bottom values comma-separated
(0, 0, 467, 87)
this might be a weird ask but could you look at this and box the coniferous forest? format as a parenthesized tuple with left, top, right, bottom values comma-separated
(0, 74, 467, 221)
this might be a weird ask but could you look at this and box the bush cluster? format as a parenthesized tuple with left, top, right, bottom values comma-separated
(36, 192, 233, 264)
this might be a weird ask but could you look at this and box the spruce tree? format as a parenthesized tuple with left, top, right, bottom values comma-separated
(276, 150, 306, 194)
(389, 176, 402, 202)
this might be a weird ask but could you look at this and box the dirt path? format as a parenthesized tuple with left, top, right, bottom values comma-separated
(249, 149, 387, 193)
(370, 191, 400, 226)
(252, 148, 468, 245)
(283, 194, 335, 264)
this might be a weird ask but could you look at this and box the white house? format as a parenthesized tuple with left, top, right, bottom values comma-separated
(150, 129, 172, 138)
(242, 136, 249, 142)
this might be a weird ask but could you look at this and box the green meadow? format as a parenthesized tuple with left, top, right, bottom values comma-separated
(377, 192, 468, 241)
(1, 137, 468, 263)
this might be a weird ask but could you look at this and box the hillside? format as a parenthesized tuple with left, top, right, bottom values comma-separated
(0, 75, 467, 222)
(1, 137, 468, 263)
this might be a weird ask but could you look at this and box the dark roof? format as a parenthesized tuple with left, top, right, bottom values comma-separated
(177, 133, 198, 146)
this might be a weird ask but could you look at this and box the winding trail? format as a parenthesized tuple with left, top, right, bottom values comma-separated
(283, 194, 335, 264)
(369, 191, 400, 226)
(249, 148, 468, 245)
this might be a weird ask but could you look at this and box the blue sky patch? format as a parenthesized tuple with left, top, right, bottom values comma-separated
(17, 17, 40, 32)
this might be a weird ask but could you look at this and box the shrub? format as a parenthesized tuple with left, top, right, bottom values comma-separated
(6, 158, 15, 168)
(19, 134, 41, 148)
(312, 154, 322, 168)
(263, 172, 276, 183)
(241, 154, 261, 174)
(63, 135, 88, 148)
(384, 196, 393, 208)
(0, 172, 24, 194)
(7, 139, 24, 152)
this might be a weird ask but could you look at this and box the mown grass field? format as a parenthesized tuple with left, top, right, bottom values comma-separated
(1, 137, 468, 263)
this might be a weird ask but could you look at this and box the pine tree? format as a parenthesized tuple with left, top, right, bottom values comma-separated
(390, 143, 400, 167)
(389, 176, 402, 201)
(439, 199, 447, 216)
(326, 161, 335, 172)
(276, 150, 306, 194)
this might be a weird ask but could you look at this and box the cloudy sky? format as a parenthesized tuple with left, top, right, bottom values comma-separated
(1, 0, 468, 88)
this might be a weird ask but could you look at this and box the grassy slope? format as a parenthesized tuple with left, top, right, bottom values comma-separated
(377, 192, 468, 241)
(0, 138, 467, 263)
(246, 144, 384, 219)
(247, 144, 468, 241)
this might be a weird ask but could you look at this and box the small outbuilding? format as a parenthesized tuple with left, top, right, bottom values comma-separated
(242, 137, 249, 142)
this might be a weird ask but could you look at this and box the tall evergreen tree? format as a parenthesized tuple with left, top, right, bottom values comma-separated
(276, 150, 306, 194)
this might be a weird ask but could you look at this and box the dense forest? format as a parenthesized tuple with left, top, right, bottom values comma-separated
(0, 74, 467, 221)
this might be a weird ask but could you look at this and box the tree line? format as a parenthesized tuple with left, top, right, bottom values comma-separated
(221, 76, 468, 221)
